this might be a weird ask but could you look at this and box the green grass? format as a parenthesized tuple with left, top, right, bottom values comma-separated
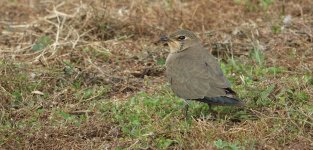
(1, 49, 312, 149)
(98, 91, 242, 149)
(94, 51, 311, 149)
(1, 0, 313, 149)
(234, 0, 274, 11)
(1, 49, 313, 149)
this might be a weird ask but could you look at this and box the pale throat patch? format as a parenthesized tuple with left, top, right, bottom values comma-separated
(168, 41, 183, 53)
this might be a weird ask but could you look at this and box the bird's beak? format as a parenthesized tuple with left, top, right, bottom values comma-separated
(153, 35, 170, 46)
(159, 35, 170, 46)
(160, 35, 169, 42)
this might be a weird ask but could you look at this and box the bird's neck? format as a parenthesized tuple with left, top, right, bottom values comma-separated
(169, 43, 202, 54)
(170, 48, 188, 54)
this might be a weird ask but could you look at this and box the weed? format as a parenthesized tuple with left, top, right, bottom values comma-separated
(235, 0, 274, 11)
(32, 35, 52, 51)
(214, 139, 240, 150)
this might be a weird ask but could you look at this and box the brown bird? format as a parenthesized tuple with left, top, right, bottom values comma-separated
(160, 29, 244, 117)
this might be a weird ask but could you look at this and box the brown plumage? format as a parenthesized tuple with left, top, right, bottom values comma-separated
(161, 29, 244, 116)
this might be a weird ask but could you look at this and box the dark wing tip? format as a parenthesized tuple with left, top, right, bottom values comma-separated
(196, 96, 245, 107)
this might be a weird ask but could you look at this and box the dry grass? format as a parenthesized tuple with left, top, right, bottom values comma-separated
(1, 0, 313, 149)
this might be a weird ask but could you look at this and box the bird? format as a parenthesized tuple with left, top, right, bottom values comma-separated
(160, 29, 244, 118)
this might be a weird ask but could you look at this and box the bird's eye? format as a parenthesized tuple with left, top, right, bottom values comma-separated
(177, 35, 186, 40)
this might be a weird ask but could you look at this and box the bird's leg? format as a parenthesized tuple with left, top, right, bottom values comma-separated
(207, 104, 217, 119)
(208, 104, 212, 112)
(184, 100, 190, 119)
(185, 103, 189, 118)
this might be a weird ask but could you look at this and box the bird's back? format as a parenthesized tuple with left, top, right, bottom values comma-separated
(165, 44, 241, 106)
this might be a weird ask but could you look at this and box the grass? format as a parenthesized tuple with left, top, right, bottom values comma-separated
(1, 51, 312, 149)
(1, 0, 313, 149)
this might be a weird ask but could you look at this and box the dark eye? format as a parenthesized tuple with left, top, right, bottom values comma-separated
(177, 35, 186, 40)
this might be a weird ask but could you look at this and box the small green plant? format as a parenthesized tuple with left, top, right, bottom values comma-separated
(63, 61, 75, 75)
(156, 58, 166, 66)
(249, 48, 264, 66)
(83, 47, 111, 61)
(12, 90, 22, 106)
(74, 85, 110, 101)
(271, 25, 281, 34)
(293, 91, 309, 103)
(214, 139, 240, 150)
(260, 0, 273, 9)
(266, 66, 285, 75)
(32, 35, 52, 51)
(233, 0, 242, 5)
(156, 137, 175, 149)
(234, 0, 274, 11)
(58, 111, 74, 120)
(256, 84, 275, 106)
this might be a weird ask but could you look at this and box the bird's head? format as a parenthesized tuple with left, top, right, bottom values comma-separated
(160, 29, 201, 53)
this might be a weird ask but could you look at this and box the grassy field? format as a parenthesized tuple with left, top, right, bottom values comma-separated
(1, 0, 313, 149)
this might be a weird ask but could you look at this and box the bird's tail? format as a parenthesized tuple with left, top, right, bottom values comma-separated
(196, 96, 244, 106)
